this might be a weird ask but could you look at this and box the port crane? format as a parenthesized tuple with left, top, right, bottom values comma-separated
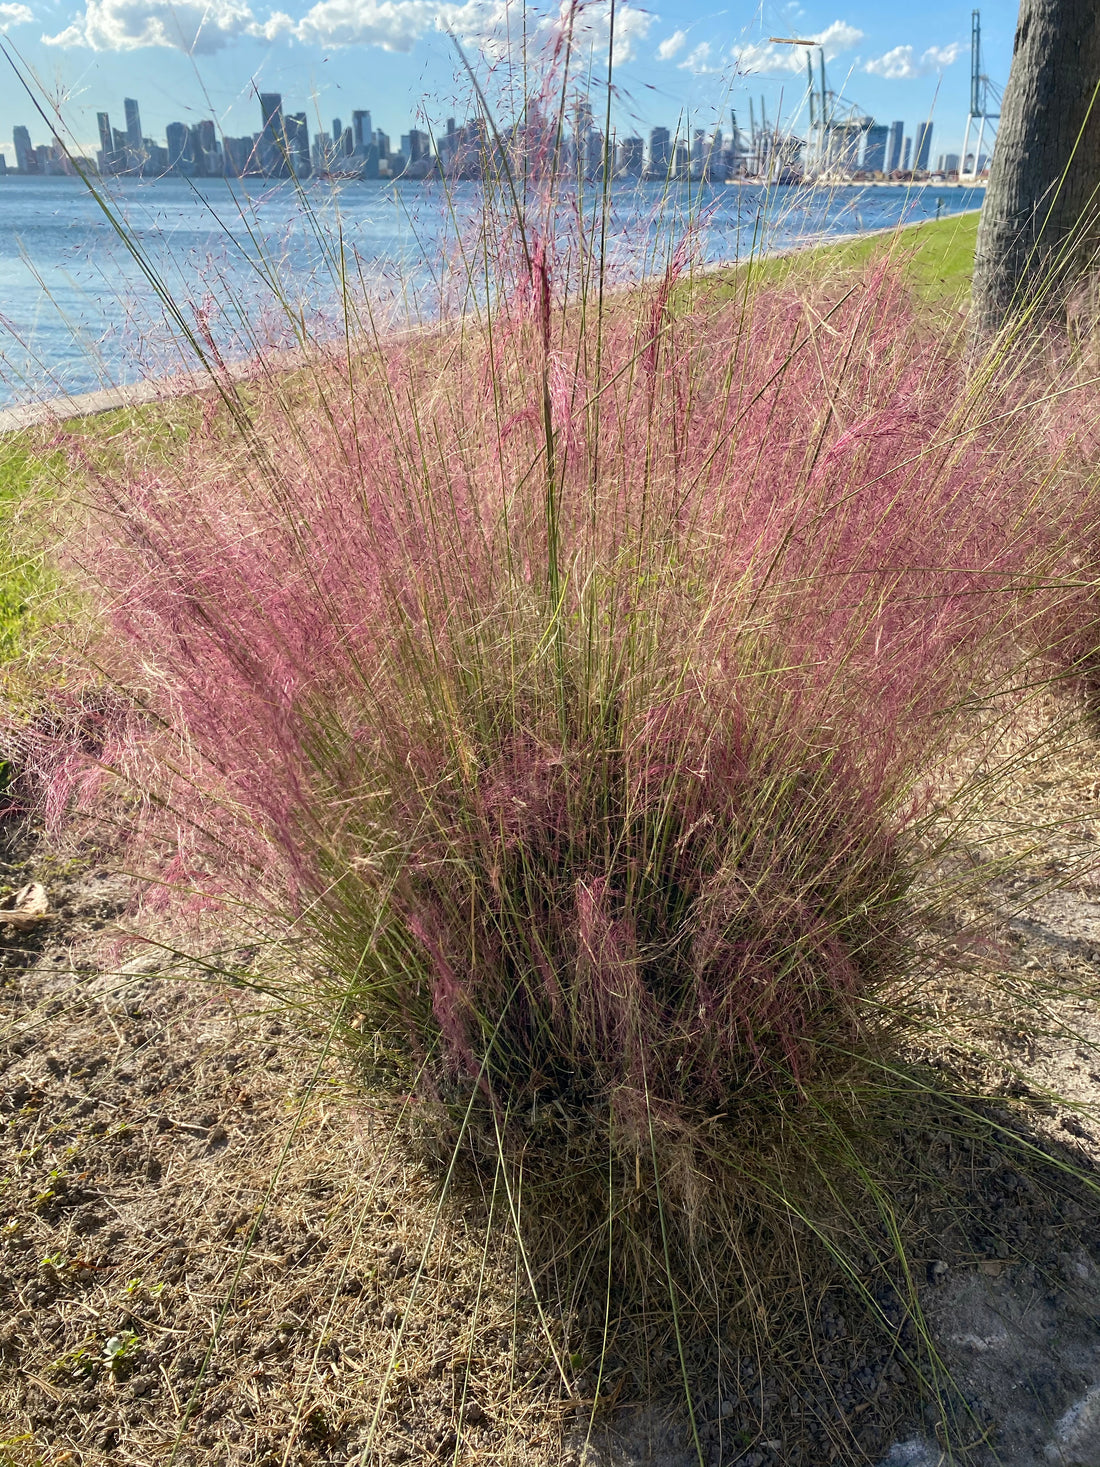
(960, 9, 1001, 180)
(769, 37, 873, 177)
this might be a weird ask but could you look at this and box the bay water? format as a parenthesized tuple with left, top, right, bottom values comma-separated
(0, 175, 983, 409)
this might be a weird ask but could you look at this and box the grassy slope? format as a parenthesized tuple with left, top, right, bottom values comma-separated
(0, 438, 62, 666)
(0, 402, 199, 672)
(0, 212, 980, 668)
(720, 207, 980, 312)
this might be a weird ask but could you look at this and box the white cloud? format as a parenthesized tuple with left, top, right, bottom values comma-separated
(737, 18, 863, 76)
(44, 0, 256, 51)
(656, 26, 685, 61)
(0, 1, 34, 26)
(43, 0, 650, 57)
(864, 40, 962, 79)
(679, 39, 724, 74)
(542, 0, 651, 66)
(291, 0, 436, 49)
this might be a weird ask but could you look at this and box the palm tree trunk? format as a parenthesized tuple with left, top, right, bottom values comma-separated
(971, 0, 1100, 336)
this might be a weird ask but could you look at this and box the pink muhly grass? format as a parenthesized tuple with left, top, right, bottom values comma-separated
(41, 243, 1100, 1149)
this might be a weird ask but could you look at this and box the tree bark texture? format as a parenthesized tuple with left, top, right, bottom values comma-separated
(972, 0, 1100, 335)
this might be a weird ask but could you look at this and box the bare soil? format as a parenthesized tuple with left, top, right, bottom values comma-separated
(2, 731, 1100, 1467)
(0, 834, 562, 1467)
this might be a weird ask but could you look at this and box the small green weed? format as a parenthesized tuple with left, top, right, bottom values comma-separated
(102, 1330, 142, 1378)
(48, 1338, 99, 1381)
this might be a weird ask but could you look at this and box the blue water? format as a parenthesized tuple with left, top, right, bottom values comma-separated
(0, 176, 984, 409)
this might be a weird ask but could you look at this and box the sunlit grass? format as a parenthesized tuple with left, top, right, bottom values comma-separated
(704, 208, 980, 315)
(4, 109, 1100, 1467)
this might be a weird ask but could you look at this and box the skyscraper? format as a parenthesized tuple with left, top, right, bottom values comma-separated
(618, 136, 643, 178)
(901, 137, 912, 171)
(914, 122, 933, 172)
(885, 120, 904, 173)
(223, 136, 255, 177)
(648, 126, 671, 179)
(863, 123, 888, 173)
(284, 113, 311, 177)
(12, 125, 35, 173)
(351, 110, 372, 153)
(96, 112, 113, 171)
(187, 124, 208, 177)
(124, 97, 142, 152)
(259, 92, 288, 177)
(166, 121, 191, 174)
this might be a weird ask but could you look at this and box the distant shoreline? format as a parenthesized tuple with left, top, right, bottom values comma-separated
(0, 172, 986, 190)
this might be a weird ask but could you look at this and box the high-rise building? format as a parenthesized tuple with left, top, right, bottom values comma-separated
(437, 117, 458, 171)
(183, 125, 206, 176)
(618, 135, 643, 178)
(648, 126, 671, 179)
(584, 126, 604, 179)
(223, 136, 255, 177)
(885, 120, 904, 173)
(259, 92, 288, 177)
(51, 135, 75, 176)
(351, 110, 372, 153)
(332, 117, 342, 147)
(124, 98, 142, 152)
(914, 122, 933, 172)
(166, 120, 191, 174)
(863, 123, 889, 173)
(0, 153, 6, 177)
(901, 137, 912, 171)
(95, 112, 118, 174)
(13, 126, 36, 173)
(406, 129, 429, 163)
(189, 118, 222, 175)
(830, 124, 863, 172)
(284, 113, 311, 176)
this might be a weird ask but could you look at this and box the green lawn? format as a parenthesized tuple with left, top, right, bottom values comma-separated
(806, 207, 980, 306)
(710, 207, 980, 312)
(0, 439, 62, 667)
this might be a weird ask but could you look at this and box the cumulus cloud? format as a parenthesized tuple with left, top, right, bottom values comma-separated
(864, 41, 963, 78)
(43, 0, 649, 57)
(679, 39, 724, 74)
(44, 0, 256, 51)
(290, 0, 435, 49)
(656, 26, 685, 61)
(0, 2, 33, 28)
(737, 18, 863, 76)
(540, 0, 651, 66)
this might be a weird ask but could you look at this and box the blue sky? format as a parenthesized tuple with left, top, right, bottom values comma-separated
(0, 0, 1018, 165)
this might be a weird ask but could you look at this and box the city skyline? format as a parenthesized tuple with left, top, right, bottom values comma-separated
(0, 3, 1011, 171)
(3, 85, 984, 184)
